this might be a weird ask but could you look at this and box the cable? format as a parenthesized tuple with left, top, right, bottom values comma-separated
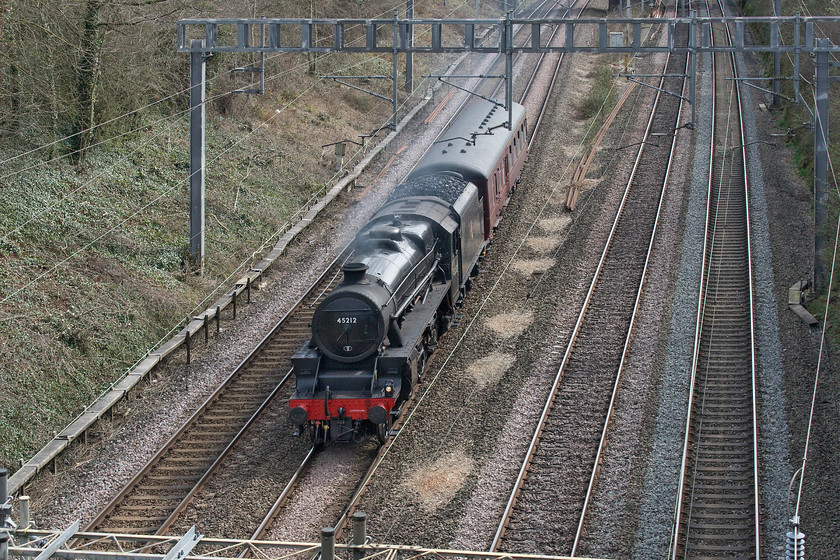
(0, 1, 479, 311)
(0, 86, 189, 169)
(1, 41, 433, 308)
(0, 112, 190, 244)
(792, 85, 840, 521)
(361, 46, 623, 545)
(0, 0, 464, 193)
(0, 43, 410, 246)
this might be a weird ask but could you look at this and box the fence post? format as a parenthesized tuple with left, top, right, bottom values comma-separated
(352, 512, 367, 560)
(321, 528, 335, 560)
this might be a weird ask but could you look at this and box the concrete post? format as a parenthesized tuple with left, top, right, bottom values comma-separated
(189, 39, 207, 272)
(321, 528, 335, 560)
(689, 11, 697, 128)
(18, 496, 29, 530)
(352, 512, 367, 560)
(0, 468, 8, 560)
(392, 12, 399, 130)
(0, 469, 6, 507)
(0, 468, 9, 527)
(813, 38, 829, 294)
(793, 14, 801, 104)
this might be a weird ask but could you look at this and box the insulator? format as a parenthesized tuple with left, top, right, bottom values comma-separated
(785, 529, 805, 560)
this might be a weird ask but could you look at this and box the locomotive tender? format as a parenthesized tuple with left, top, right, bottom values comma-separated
(289, 100, 528, 442)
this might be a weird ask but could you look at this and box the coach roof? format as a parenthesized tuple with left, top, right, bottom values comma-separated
(408, 100, 526, 183)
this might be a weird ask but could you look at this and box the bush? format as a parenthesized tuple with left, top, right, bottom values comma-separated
(579, 66, 617, 121)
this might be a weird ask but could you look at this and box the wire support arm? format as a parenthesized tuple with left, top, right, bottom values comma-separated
(622, 75, 690, 102)
(328, 78, 395, 103)
(431, 77, 507, 110)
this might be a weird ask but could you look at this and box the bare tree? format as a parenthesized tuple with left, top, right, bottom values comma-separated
(71, 0, 105, 167)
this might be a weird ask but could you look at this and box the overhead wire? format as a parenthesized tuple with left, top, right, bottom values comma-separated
(341, 2, 637, 540)
(1, 8, 440, 245)
(0, 0, 491, 393)
(0, 1, 417, 176)
(0, 0, 462, 189)
(109, 0, 474, 385)
(0, 69, 328, 308)
(1, 0, 469, 306)
(23, 0, 455, 394)
(791, 84, 840, 522)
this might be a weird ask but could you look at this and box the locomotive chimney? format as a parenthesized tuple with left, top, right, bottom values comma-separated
(341, 262, 369, 284)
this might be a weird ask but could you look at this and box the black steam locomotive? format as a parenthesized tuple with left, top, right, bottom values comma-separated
(289, 100, 528, 442)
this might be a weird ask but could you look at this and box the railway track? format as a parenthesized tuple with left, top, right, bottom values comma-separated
(489, 16, 690, 557)
(669, 0, 760, 557)
(229, 0, 586, 543)
(84, 252, 350, 535)
(84, 0, 581, 540)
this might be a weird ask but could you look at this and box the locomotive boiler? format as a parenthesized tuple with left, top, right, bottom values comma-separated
(289, 100, 528, 443)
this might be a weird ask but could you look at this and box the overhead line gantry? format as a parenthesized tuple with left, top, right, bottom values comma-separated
(178, 13, 840, 291)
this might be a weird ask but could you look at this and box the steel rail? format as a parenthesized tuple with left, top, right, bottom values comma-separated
(84, 246, 352, 535)
(490, 12, 688, 554)
(181, 7, 546, 543)
(669, 0, 760, 555)
(316, 0, 582, 543)
(246, 445, 318, 545)
(327, 5, 577, 536)
(110, 0, 575, 541)
(81, 0, 569, 540)
(570, 12, 689, 557)
(172, 2, 567, 541)
(155, 366, 294, 535)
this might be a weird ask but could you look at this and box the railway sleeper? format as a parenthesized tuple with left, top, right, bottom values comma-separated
(221, 374, 281, 382)
(689, 486, 754, 497)
(209, 398, 268, 408)
(684, 541, 755, 551)
(154, 465, 208, 473)
(692, 474, 754, 483)
(100, 525, 163, 534)
(114, 504, 180, 512)
(693, 432, 753, 440)
(690, 407, 751, 415)
(686, 521, 754, 532)
(135, 484, 197, 491)
(145, 474, 203, 481)
(125, 494, 186, 501)
(104, 514, 170, 523)
(692, 384, 753, 393)
(200, 413, 255, 421)
(175, 436, 236, 445)
(231, 373, 288, 382)
(167, 450, 221, 457)
(690, 462, 754, 471)
(191, 423, 242, 431)
(685, 528, 756, 540)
